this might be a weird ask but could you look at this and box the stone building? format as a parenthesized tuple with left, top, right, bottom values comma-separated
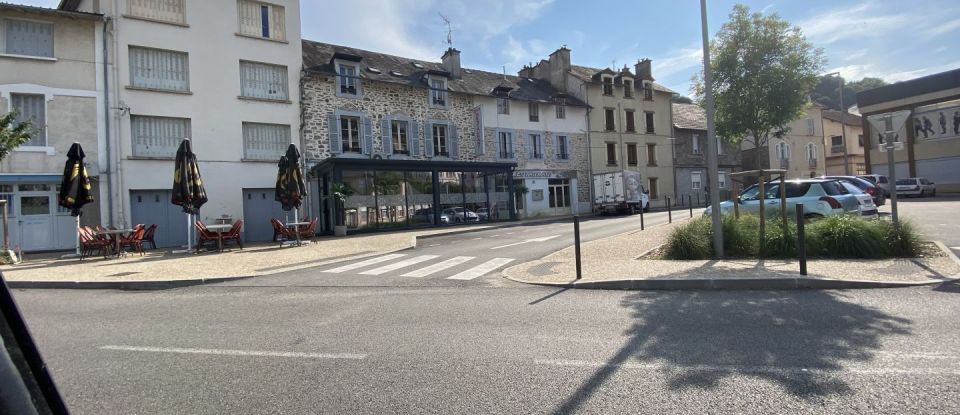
(741, 105, 827, 179)
(300, 41, 589, 234)
(671, 103, 742, 203)
(519, 48, 676, 206)
(822, 109, 864, 175)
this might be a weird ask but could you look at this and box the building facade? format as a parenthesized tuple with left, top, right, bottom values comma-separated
(60, 0, 303, 246)
(300, 41, 589, 234)
(822, 109, 865, 175)
(0, 4, 104, 251)
(741, 105, 827, 179)
(519, 49, 676, 206)
(671, 103, 742, 203)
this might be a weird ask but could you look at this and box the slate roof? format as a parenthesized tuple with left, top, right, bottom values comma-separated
(821, 110, 862, 127)
(672, 103, 706, 130)
(569, 65, 675, 93)
(3, 1, 101, 19)
(302, 40, 588, 107)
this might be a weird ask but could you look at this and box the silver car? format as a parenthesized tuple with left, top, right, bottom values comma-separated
(895, 177, 936, 197)
(705, 179, 861, 219)
(442, 207, 479, 223)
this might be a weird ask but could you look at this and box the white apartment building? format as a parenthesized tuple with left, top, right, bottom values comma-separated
(59, 0, 302, 247)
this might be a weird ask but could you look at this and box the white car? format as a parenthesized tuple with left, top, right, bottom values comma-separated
(895, 177, 936, 197)
(839, 181, 878, 217)
(857, 174, 890, 197)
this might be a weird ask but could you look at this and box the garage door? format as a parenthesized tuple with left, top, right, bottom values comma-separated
(242, 188, 289, 242)
(130, 190, 189, 248)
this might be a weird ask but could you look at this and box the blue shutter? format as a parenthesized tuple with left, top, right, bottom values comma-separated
(524, 133, 532, 158)
(327, 112, 341, 154)
(361, 116, 373, 155)
(381, 118, 392, 155)
(409, 120, 420, 157)
(425, 123, 435, 157)
(552, 134, 559, 159)
(448, 124, 458, 159)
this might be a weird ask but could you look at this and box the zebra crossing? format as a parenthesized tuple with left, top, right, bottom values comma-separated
(320, 253, 514, 281)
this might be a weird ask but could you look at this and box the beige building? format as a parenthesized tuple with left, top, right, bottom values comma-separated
(0, 3, 105, 251)
(822, 109, 865, 175)
(742, 105, 827, 179)
(519, 49, 676, 206)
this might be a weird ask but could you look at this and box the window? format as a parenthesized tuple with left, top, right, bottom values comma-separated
(340, 116, 361, 153)
(717, 137, 724, 155)
(692, 134, 700, 154)
(242, 122, 289, 160)
(623, 79, 633, 98)
(528, 102, 539, 122)
(806, 143, 817, 161)
(718, 172, 727, 189)
(646, 143, 657, 166)
(831, 135, 843, 146)
(237, 0, 286, 41)
(430, 78, 447, 107)
(555, 101, 566, 119)
(555, 135, 569, 160)
(606, 142, 617, 165)
(391, 120, 408, 154)
(645, 112, 655, 133)
(0, 185, 13, 216)
(497, 98, 510, 115)
(626, 143, 638, 166)
(805, 118, 815, 135)
(130, 115, 189, 158)
(691, 172, 702, 190)
(528, 134, 543, 159)
(602, 76, 614, 95)
(337, 63, 359, 97)
(498, 130, 514, 159)
(10, 94, 45, 147)
(432, 124, 448, 156)
(127, 0, 186, 25)
(239, 61, 288, 101)
(604, 108, 615, 131)
(625, 110, 636, 132)
(548, 179, 571, 208)
(776, 142, 790, 160)
(858, 134, 864, 147)
(3, 19, 54, 57)
(643, 82, 653, 100)
(648, 177, 659, 199)
(129, 46, 189, 91)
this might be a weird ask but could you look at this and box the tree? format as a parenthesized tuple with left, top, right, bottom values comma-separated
(0, 111, 32, 162)
(672, 95, 694, 104)
(811, 76, 887, 110)
(693, 4, 825, 169)
(847, 77, 887, 94)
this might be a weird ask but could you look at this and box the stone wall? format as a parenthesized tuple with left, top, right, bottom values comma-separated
(482, 127, 590, 203)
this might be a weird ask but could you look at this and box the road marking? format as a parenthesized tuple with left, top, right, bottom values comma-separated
(447, 258, 514, 280)
(100, 345, 366, 360)
(401, 256, 475, 278)
(359, 255, 439, 275)
(471, 237, 483, 240)
(321, 254, 406, 273)
(533, 359, 960, 376)
(490, 235, 559, 250)
(951, 246, 960, 250)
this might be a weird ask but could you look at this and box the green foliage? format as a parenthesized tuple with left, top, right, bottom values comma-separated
(760, 223, 797, 259)
(671, 95, 694, 104)
(878, 220, 921, 258)
(805, 215, 884, 258)
(692, 4, 825, 169)
(722, 214, 759, 257)
(847, 77, 888, 94)
(0, 111, 33, 162)
(811, 75, 889, 111)
(663, 217, 713, 260)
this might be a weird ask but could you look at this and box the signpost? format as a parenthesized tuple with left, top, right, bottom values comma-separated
(867, 110, 911, 224)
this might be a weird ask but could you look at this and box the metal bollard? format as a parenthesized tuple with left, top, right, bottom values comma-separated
(639, 202, 645, 230)
(574, 215, 582, 280)
(689, 195, 693, 218)
(667, 197, 672, 223)
(796, 203, 807, 276)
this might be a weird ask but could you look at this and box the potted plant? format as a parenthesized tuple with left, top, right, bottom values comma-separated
(331, 182, 353, 236)
(513, 183, 529, 218)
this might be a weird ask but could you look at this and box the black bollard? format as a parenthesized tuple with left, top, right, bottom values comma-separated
(796, 204, 807, 276)
(640, 202, 645, 230)
(689, 195, 693, 218)
(667, 197, 672, 223)
(574, 215, 582, 280)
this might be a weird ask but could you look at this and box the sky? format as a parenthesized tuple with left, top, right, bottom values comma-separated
(18, 0, 960, 97)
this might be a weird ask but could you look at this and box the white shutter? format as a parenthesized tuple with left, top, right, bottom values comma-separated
(240, 61, 288, 100)
(236, 0, 261, 37)
(270, 4, 286, 41)
(131, 116, 189, 158)
(128, 0, 186, 24)
(243, 123, 289, 160)
(5, 19, 54, 58)
(129, 47, 189, 91)
(11, 94, 46, 146)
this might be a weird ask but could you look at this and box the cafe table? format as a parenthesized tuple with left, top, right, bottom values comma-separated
(205, 223, 232, 252)
(97, 228, 134, 258)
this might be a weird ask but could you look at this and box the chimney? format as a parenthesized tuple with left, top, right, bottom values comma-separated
(635, 58, 653, 81)
(518, 64, 534, 78)
(550, 46, 571, 73)
(441, 48, 461, 79)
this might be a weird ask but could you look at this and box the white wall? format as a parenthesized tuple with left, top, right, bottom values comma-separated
(477, 97, 587, 135)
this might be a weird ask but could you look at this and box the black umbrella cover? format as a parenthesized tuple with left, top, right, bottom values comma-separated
(277, 144, 306, 211)
(171, 139, 207, 215)
(275, 155, 288, 206)
(58, 142, 94, 217)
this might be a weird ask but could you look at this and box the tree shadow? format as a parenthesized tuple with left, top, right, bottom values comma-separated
(553, 289, 912, 414)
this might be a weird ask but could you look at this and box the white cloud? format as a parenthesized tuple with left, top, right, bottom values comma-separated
(797, 2, 908, 44)
(923, 19, 960, 37)
(503, 36, 528, 67)
(651, 45, 703, 80)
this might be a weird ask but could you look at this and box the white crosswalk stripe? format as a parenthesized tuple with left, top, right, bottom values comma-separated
(321, 254, 406, 273)
(401, 256, 475, 278)
(446, 258, 515, 280)
(359, 255, 439, 275)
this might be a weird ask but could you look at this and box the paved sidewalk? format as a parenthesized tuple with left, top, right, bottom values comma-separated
(503, 219, 960, 289)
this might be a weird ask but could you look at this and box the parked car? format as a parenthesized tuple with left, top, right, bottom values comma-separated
(821, 176, 885, 206)
(857, 174, 890, 196)
(895, 177, 936, 197)
(838, 181, 878, 217)
(476, 208, 490, 221)
(411, 208, 449, 224)
(441, 207, 479, 223)
(704, 179, 861, 219)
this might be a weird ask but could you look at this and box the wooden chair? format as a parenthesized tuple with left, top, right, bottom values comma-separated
(221, 220, 244, 249)
(142, 224, 158, 250)
(194, 221, 219, 253)
(270, 218, 297, 246)
(119, 225, 146, 256)
(298, 218, 318, 241)
(79, 226, 111, 259)
(271, 218, 285, 242)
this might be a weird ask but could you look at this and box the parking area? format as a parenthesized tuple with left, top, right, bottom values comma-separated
(885, 194, 960, 257)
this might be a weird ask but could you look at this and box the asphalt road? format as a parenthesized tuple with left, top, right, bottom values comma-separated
(890, 195, 960, 257)
(12, 283, 960, 414)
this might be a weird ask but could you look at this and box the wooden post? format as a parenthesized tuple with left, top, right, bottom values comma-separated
(758, 175, 766, 256)
(779, 174, 787, 227)
(733, 182, 740, 219)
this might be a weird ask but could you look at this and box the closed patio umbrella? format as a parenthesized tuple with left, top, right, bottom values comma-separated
(58, 142, 94, 256)
(276, 144, 305, 213)
(171, 139, 207, 252)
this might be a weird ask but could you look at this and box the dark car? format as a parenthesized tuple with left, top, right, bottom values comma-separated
(821, 176, 885, 206)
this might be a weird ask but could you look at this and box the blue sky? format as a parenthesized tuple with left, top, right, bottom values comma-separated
(19, 0, 960, 96)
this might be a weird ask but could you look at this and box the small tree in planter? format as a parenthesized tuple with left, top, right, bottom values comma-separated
(330, 182, 354, 236)
(0, 112, 32, 264)
(513, 183, 529, 217)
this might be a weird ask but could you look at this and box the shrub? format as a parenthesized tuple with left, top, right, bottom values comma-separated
(877, 219, 922, 257)
(760, 222, 797, 258)
(663, 217, 712, 260)
(722, 214, 759, 257)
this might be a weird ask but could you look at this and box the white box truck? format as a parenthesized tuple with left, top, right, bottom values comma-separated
(593, 170, 649, 214)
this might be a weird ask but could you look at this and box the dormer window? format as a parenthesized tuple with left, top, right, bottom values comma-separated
(623, 79, 634, 98)
(337, 62, 360, 98)
(643, 81, 653, 100)
(602, 76, 614, 96)
(429, 78, 448, 107)
(497, 98, 510, 115)
(412, 62, 424, 69)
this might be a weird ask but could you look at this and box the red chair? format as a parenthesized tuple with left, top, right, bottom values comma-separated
(119, 225, 146, 256)
(298, 218, 318, 241)
(221, 220, 244, 249)
(270, 218, 297, 246)
(143, 224, 158, 250)
(79, 226, 111, 259)
(194, 221, 219, 253)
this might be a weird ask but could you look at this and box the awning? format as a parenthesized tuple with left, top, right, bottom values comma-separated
(0, 173, 65, 183)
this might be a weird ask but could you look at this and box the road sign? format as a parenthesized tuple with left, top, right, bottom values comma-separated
(867, 110, 910, 151)
(878, 141, 904, 152)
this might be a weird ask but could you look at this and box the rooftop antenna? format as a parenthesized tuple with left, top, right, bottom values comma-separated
(439, 13, 453, 47)
(502, 65, 507, 80)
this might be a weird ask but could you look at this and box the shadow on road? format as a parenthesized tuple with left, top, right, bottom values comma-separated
(553, 290, 911, 414)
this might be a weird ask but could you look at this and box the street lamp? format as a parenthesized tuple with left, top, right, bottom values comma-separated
(825, 72, 849, 175)
(700, 0, 723, 258)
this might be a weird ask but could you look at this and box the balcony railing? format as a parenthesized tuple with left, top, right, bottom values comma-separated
(831, 145, 844, 154)
(779, 158, 790, 169)
(808, 158, 818, 168)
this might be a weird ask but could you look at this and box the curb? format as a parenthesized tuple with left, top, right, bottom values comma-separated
(503, 275, 957, 291)
(4, 275, 255, 291)
(414, 215, 591, 241)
